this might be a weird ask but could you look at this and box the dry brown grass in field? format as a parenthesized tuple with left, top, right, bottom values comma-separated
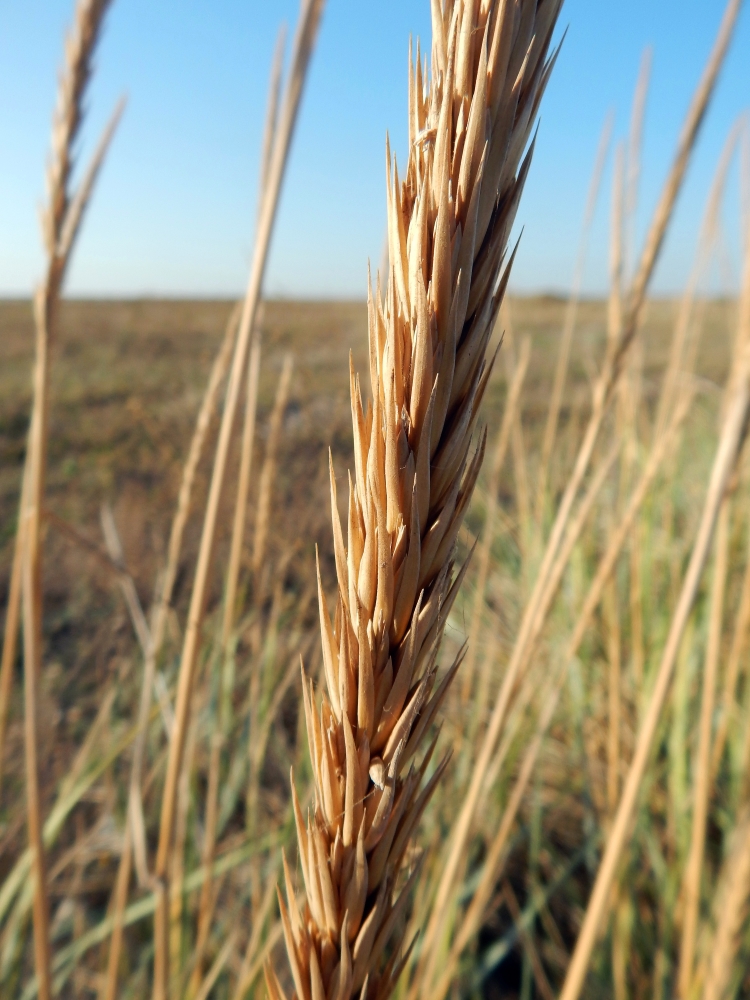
(4, 0, 750, 999)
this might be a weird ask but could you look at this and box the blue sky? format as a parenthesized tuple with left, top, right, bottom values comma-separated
(0, 1, 748, 299)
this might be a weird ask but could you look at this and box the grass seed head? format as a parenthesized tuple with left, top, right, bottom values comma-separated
(278, 1, 564, 997)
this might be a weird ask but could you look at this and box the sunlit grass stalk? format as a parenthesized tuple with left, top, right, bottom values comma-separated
(624, 47, 651, 281)
(699, 807, 750, 1000)
(246, 355, 295, 913)
(677, 499, 730, 997)
(189, 324, 262, 999)
(17, 3, 120, 997)
(461, 337, 530, 709)
(653, 120, 742, 442)
(711, 514, 750, 780)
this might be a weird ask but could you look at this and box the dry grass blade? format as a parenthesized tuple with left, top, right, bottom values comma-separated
(677, 500, 730, 998)
(503, 881, 555, 1000)
(612, 0, 741, 382)
(189, 333, 261, 996)
(699, 808, 750, 1000)
(422, 2, 742, 973)
(276, 2, 564, 998)
(711, 520, 750, 780)
(100, 505, 153, 660)
(654, 120, 741, 441)
(259, 26, 288, 222)
(151, 4, 325, 996)
(461, 337, 530, 707)
(191, 329, 261, 996)
(192, 929, 238, 1000)
(624, 47, 651, 279)
(58, 94, 126, 263)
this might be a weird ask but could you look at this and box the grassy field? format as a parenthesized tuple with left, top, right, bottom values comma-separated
(1, 294, 747, 999)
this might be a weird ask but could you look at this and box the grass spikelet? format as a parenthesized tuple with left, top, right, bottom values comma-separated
(277, 2, 563, 996)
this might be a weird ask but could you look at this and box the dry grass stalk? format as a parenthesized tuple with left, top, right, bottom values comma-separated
(193, 928, 239, 1000)
(253, 353, 294, 581)
(699, 807, 750, 1000)
(151, 5, 325, 995)
(0, 464, 29, 802)
(558, 175, 750, 1000)
(168, 716, 197, 995)
(653, 121, 741, 442)
(711, 519, 750, 780)
(677, 131, 750, 995)
(421, 0, 742, 975)
(188, 329, 263, 995)
(605, 577, 622, 818)
(259, 27, 288, 223)
(224, 330, 263, 647)
(612, 0, 740, 382)
(99, 303, 239, 1000)
(536, 110, 614, 516)
(677, 500, 730, 998)
(233, 865, 282, 1000)
(272, 2, 564, 997)
(100, 505, 153, 660)
(503, 881, 555, 1000)
(606, 140, 626, 823)
(624, 47, 651, 279)
(17, 3, 117, 998)
(461, 336, 530, 707)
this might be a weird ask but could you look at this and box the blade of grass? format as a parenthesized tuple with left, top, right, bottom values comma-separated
(624, 47, 652, 282)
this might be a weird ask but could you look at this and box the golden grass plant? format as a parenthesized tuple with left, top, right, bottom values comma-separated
(8, 3, 122, 997)
(269, 3, 563, 997)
